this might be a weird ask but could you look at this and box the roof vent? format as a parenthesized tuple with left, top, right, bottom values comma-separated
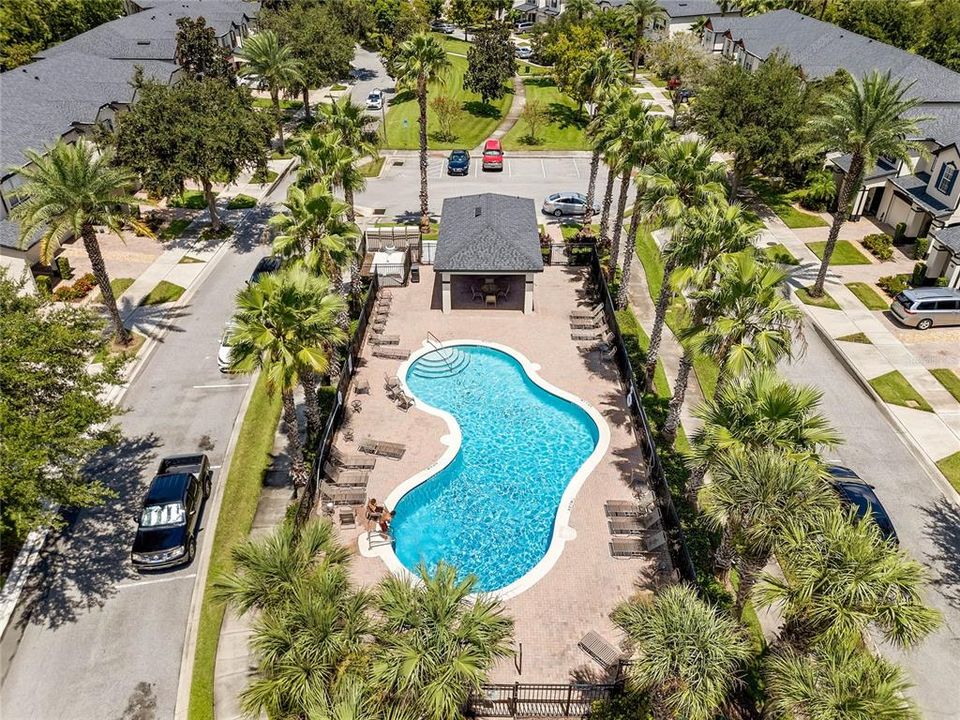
(137, 40, 150, 45)
(475, 207, 482, 217)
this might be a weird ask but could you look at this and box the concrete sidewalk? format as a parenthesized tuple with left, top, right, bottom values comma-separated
(759, 215, 960, 480)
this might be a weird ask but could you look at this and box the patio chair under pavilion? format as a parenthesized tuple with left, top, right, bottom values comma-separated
(434, 193, 544, 313)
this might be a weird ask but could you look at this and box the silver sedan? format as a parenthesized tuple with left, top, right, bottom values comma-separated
(542, 192, 598, 217)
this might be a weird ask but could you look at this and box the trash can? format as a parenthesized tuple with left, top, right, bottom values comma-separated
(410, 266, 420, 283)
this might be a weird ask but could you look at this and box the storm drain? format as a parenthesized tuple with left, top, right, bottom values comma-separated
(392, 160, 404, 166)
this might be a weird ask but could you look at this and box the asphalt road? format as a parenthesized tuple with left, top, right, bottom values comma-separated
(782, 321, 960, 720)
(0, 206, 278, 720)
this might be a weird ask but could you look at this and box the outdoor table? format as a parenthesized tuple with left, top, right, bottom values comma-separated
(481, 282, 500, 295)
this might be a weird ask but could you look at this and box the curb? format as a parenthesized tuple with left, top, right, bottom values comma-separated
(173, 370, 261, 720)
(799, 294, 960, 507)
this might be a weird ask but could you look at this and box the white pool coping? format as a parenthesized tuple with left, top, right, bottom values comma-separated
(358, 339, 611, 601)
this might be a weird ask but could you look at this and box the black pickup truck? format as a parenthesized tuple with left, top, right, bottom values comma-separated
(131, 454, 213, 570)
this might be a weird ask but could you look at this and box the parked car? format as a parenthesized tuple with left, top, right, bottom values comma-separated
(131, 455, 213, 569)
(515, 45, 533, 59)
(542, 192, 598, 217)
(481, 138, 504, 171)
(447, 149, 470, 176)
(366, 88, 384, 111)
(431, 21, 455, 33)
(249, 255, 281, 285)
(218, 321, 237, 372)
(826, 465, 898, 544)
(515, 21, 534, 32)
(890, 287, 960, 330)
(677, 88, 695, 102)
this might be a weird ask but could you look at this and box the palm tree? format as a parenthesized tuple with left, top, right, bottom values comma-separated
(564, 0, 595, 21)
(621, 0, 667, 80)
(309, 679, 419, 720)
(806, 71, 925, 297)
(589, 88, 632, 241)
(12, 140, 152, 345)
(687, 368, 841, 491)
(237, 30, 304, 155)
(756, 507, 941, 652)
(616, 114, 670, 308)
(373, 563, 514, 720)
(394, 33, 451, 233)
(701, 448, 837, 614)
(765, 642, 920, 720)
(656, 201, 764, 440)
(317, 100, 380, 219)
(638, 138, 726, 389)
(613, 584, 752, 720)
(229, 269, 345, 495)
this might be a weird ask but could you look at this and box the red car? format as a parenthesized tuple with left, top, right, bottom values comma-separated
(481, 138, 504, 171)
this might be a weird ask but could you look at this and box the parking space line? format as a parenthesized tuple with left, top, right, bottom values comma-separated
(573, 159, 581, 179)
(541, 159, 546, 177)
(115, 573, 197, 590)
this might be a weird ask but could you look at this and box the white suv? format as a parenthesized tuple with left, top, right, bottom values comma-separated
(366, 89, 384, 111)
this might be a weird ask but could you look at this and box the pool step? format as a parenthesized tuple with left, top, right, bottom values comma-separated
(411, 347, 471, 379)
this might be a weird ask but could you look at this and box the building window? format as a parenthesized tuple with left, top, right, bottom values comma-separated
(936, 162, 957, 195)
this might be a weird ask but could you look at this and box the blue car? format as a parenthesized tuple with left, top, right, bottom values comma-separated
(826, 465, 898, 544)
(447, 149, 470, 176)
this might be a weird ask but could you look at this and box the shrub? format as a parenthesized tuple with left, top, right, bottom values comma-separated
(877, 274, 909, 296)
(893, 222, 907, 244)
(912, 262, 927, 287)
(797, 169, 836, 211)
(56, 255, 73, 280)
(914, 237, 929, 260)
(35, 275, 52, 296)
(52, 273, 97, 301)
(226, 194, 257, 210)
(861, 233, 893, 261)
(935, 276, 948, 287)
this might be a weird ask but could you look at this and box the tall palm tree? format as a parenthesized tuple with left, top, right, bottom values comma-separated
(589, 88, 632, 243)
(765, 642, 920, 720)
(616, 114, 671, 307)
(394, 33, 450, 233)
(237, 30, 304, 155)
(638, 138, 726, 389)
(657, 201, 764, 440)
(316, 97, 381, 220)
(756, 507, 941, 652)
(621, 0, 667, 80)
(12, 140, 152, 345)
(687, 368, 841, 491)
(579, 56, 629, 228)
(229, 269, 344, 494)
(373, 563, 514, 720)
(701, 448, 837, 614)
(613, 584, 752, 720)
(564, 0, 595, 21)
(806, 71, 925, 297)
(309, 679, 420, 720)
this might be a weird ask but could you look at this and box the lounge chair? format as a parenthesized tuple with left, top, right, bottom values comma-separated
(384, 374, 400, 390)
(600, 346, 617, 362)
(571, 328, 610, 341)
(376, 294, 393, 306)
(605, 500, 641, 517)
(371, 322, 389, 334)
(394, 389, 414, 411)
(380, 289, 393, 299)
(373, 347, 410, 360)
(323, 462, 370, 488)
(577, 332, 616, 352)
(353, 377, 370, 395)
(570, 305, 603, 320)
(578, 631, 623, 670)
(320, 484, 365, 505)
(370, 334, 400, 346)
(358, 437, 406, 459)
(329, 446, 376, 469)
(338, 506, 357, 529)
(609, 531, 668, 558)
(570, 315, 604, 330)
(608, 508, 662, 535)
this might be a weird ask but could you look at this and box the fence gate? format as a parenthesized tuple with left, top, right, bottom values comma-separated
(466, 683, 619, 718)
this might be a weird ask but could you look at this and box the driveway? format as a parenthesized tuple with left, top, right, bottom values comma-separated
(0, 209, 276, 720)
(782, 320, 960, 720)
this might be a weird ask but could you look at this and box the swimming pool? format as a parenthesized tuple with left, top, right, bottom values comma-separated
(388, 342, 605, 594)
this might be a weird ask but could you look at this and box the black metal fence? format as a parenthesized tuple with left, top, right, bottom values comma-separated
(588, 249, 698, 583)
(296, 275, 381, 526)
(466, 682, 620, 718)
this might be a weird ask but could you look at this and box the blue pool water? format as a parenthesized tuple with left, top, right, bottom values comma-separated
(392, 344, 599, 591)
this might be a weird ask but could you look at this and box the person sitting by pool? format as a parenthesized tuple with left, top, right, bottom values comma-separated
(378, 508, 394, 535)
(365, 499, 381, 531)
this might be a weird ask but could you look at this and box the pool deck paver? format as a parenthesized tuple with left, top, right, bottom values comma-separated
(329, 266, 669, 683)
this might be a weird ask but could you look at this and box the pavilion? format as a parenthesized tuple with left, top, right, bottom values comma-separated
(434, 193, 544, 313)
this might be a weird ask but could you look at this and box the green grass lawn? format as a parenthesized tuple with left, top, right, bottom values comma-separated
(109, 277, 134, 298)
(616, 307, 671, 399)
(937, 450, 960, 494)
(92, 331, 145, 364)
(807, 240, 871, 265)
(188, 372, 282, 720)
(226, 194, 257, 210)
(252, 168, 279, 184)
(642, 72, 668, 88)
(501, 77, 589, 151)
(170, 190, 211, 210)
(517, 61, 553, 76)
(383, 54, 511, 150)
(649, 104, 665, 112)
(160, 217, 192, 240)
(796, 286, 841, 310)
(139, 280, 185, 306)
(252, 97, 302, 112)
(746, 177, 828, 229)
(764, 243, 800, 265)
(359, 156, 385, 178)
(869, 370, 933, 412)
(931, 368, 960, 403)
(845, 281, 889, 310)
(837, 332, 871, 344)
(431, 32, 471, 55)
(636, 91, 654, 100)
(179, 255, 205, 264)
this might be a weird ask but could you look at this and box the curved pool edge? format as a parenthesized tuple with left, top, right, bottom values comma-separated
(358, 339, 611, 601)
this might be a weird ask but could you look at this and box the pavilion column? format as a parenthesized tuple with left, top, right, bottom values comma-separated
(441, 272, 452, 313)
(524, 273, 535, 313)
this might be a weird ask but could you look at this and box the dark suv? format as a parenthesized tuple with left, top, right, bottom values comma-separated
(131, 455, 212, 569)
(826, 465, 898, 544)
(447, 149, 470, 176)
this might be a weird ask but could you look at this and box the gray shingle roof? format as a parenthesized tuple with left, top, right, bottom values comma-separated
(931, 224, 960, 255)
(829, 154, 900, 181)
(656, 1, 727, 18)
(0, 218, 44, 251)
(890, 172, 954, 218)
(435, 194, 544, 274)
